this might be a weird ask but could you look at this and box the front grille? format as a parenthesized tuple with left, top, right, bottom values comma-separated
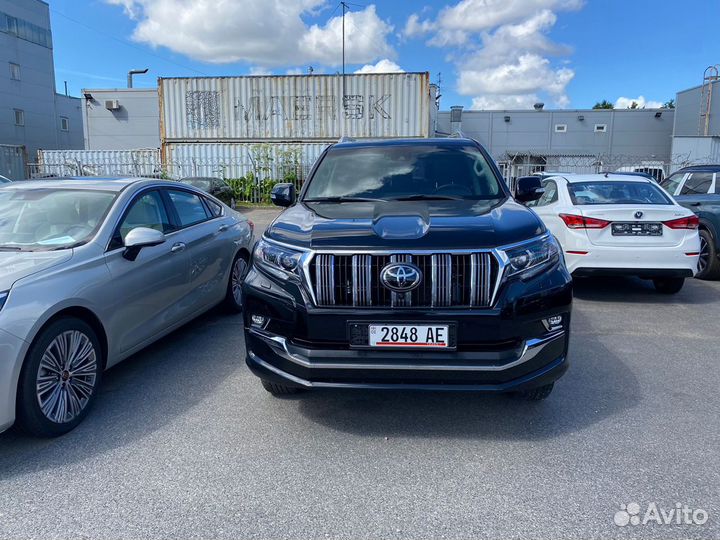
(310, 252, 499, 308)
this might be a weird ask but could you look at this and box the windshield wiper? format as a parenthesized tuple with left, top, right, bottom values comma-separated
(304, 196, 383, 203)
(0, 245, 24, 251)
(391, 194, 463, 201)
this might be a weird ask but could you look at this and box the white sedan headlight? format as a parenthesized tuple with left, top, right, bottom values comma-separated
(500, 234, 560, 280)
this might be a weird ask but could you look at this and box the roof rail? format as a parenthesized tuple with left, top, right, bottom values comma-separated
(338, 136, 356, 143)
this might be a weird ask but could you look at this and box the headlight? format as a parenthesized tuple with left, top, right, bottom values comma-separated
(500, 234, 560, 279)
(0, 291, 8, 311)
(253, 239, 304, 280)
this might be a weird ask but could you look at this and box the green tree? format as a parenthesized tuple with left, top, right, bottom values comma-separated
(629, 101, 639, 109)
(592, 100, 614, 109)
(663, 99, 675, 109)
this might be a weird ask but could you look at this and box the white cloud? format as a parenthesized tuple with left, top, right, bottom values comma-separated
(615, 96, 664, 109)
(407, 0, 582, 108)
(299, 5, 394, 66)
(286, 68, 304, 75)
(472, 94, 540, 109)
(403, 13, 434, 38)
(354, 59, 404, 74)
(107, 1, 393, 68)
(436, 0, 582, 32)
(249, 66, 271, 76)
(459, 53, 574, 99)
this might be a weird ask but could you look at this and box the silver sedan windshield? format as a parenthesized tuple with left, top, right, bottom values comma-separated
(0, 188, 116, 251)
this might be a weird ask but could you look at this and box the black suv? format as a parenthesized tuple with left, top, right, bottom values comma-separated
(661, 165, 720, 279)
(242, 138, 572, 400)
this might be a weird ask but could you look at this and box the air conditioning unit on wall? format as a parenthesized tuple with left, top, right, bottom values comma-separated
(105, 100, 120, 110)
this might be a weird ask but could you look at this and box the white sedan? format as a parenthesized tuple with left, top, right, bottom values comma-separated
(526, 173, 700, 293)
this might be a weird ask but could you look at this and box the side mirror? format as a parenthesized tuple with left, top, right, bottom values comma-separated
(270, 183, 296, 207)
(514, 176, 545, 203)
(123, 227, 166, 261)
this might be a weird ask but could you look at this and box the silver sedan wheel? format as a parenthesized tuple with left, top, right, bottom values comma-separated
(36, 330, 98, 424)
(231, 257, 248, 307)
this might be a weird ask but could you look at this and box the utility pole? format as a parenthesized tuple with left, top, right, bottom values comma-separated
(341, 1, 348, 103)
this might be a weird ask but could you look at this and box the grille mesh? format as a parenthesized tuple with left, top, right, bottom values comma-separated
(310, 252, 498, 308)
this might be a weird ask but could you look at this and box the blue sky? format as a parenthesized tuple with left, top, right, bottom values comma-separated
(48, 0, 720, 110)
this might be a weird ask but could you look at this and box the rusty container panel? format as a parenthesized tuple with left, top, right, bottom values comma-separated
(159, 73, 431, 141)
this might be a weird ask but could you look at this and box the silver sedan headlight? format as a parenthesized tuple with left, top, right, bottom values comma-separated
(253, 239, 304, 280)
(500, 234, 560, 280)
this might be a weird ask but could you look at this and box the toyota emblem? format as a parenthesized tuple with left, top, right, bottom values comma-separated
(380, 263, 422, 292)
(634, 211, 644, 219)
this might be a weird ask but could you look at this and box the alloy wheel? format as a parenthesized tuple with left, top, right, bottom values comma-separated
(36, 330, 98, 424)
(698, 235, 709, 274)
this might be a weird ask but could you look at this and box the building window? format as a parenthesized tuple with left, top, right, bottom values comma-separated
(14, 109, 24, 126)
(60, 116, 69, 131)
(0, 11, 53, 48)
(594, 124, 607, 133)
(554, 124, 567, 133)
(9, 62, 20, 80)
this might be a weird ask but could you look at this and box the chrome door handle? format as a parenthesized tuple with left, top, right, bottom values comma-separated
(171, 242, 186, 253)
(218, 224, 229, 232)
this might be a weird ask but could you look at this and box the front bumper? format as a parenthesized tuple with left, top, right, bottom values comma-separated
(0, 328, 29, 433)
(246, 326, 568, 391)
(242, 259, 572, 391)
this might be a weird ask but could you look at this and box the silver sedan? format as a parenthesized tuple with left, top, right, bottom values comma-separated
(0, 178, 253, 437)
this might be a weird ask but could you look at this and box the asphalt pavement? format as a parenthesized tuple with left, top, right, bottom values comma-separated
(0, 207, 718, 540)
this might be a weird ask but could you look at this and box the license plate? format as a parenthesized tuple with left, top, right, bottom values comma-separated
(368, 324, 450, 348)
(611, 222, 663, 236)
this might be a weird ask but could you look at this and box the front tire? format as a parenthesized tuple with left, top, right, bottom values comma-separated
(224, 252, 249, 312)
(697, 229, 720, 280)
(514, 383, 554, 401)
(261, 379, 301, 396)
(16, 318, 103, 437)
(653, 277, 685, 294)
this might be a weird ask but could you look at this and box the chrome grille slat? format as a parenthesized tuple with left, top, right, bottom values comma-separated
(314, 254, 335, 305)
(352, 254, 373, 306)
(312, 251, 497, 308)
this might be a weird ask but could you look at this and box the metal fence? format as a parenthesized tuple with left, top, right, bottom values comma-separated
(27, 148, 716, 204)
(496, 152, 715, 191)
(30, 149, 315, 204)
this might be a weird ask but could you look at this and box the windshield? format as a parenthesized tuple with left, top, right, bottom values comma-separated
(184, 178, 214, 191)
(659, 173, 684, 194)
(0, 189, 116, 251)
(567, 181, 672, 205)
(303, 144, 504, 201)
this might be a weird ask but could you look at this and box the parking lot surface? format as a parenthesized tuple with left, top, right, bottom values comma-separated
(0, 208, 718, 540)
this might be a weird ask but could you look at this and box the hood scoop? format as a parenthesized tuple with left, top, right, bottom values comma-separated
(372, 212, 430, 240)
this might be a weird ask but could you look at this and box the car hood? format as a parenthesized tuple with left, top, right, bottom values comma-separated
(265, 199, 545, 250)
(0, 250, 73, 292)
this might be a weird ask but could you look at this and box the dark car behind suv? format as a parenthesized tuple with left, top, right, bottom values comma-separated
(661, 165, 720, 279)
(242, 138, 572, 400)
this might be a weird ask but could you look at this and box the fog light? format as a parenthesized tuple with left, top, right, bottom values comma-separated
(251, 314, 266, 327)
(542, 315, 563, 332)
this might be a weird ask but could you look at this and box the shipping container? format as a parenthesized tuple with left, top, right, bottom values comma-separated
(36, 148, 161, 177)
(0, 144, 27, 180)
(163, 141, 329, 180)
(159, 73, 432, 142)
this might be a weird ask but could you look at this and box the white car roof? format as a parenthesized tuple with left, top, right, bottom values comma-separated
(544, 173, 654, 184)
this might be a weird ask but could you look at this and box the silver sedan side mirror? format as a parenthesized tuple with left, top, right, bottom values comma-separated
(123, 227, 166, 261)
